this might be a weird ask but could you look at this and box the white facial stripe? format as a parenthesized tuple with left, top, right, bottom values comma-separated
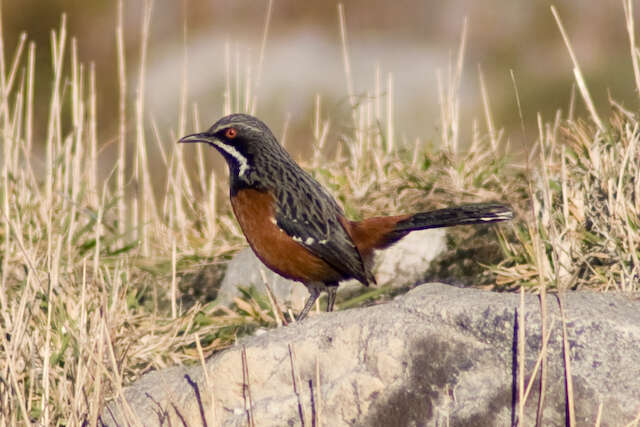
(209, 139, 250, 177)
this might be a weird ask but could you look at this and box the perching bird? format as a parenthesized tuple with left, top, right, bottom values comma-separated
(180, 114, 513, 320)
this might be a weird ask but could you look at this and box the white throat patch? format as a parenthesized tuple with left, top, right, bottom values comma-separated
(211, 140, 250, 177)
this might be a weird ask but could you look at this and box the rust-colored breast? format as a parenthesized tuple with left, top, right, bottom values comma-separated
(231, 188, 343, 284)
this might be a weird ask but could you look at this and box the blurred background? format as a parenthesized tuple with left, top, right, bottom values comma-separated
(4, 0, 637, 162)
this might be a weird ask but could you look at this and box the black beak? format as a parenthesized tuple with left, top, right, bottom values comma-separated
(178, 132, 213, 144)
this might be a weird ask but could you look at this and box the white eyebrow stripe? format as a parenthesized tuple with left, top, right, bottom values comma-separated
(209, 139, 250, 177)
(212, 123, 262, 134)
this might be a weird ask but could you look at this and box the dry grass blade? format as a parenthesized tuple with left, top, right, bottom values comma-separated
(558, 294, 575, 427)
(105, 320, 142, 426)
(171, 237, 177, 318)
(259, 268, 286, 327)
(478, 65, 498, 152)
(315, 356, 322, 427)
(522, 318, 555, 410)
(536, 290, 548, 427)
(241, 346, 255, 427)
(289, 344, 306, 427)
(510, 69, 527, 138)
(116, 0, 127, 244)
(195, 334, 217, 426)
(517, 287, 525, 426)
(134, 0, 157, 255)
(251, 0, 273, 114)
(623, 0, 640, 96)
(438, 18, 467, 153)
(338, 3, 356, 129)
(624, 409, 640, 427)
(595, 401, 603, 427)
(551, 5, 604, 132)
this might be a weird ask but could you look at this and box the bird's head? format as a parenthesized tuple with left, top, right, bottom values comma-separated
(179, 114, 282, 180)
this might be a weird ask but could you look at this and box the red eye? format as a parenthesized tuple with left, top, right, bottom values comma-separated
(225, 128, 237, 139)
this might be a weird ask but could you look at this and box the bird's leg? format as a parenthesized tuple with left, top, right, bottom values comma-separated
(297, 286, 321, 321)
(326, 285, 338, 312)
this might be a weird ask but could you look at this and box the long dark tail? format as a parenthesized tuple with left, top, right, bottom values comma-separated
(393, 203, 513, 233)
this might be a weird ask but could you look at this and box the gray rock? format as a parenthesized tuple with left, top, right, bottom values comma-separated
(374, 228, 446, 286)
(217, 228, 446, 310)
(101, 283, 640, 426)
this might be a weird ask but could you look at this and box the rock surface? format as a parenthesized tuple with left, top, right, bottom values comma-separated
(101, 283, 640, 426)
(217, 228, 447, 310)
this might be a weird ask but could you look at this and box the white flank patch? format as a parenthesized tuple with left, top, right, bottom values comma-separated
(319, 239, 328, 244)
(292, 236, 315, 245)
(211, 140, 249, 177)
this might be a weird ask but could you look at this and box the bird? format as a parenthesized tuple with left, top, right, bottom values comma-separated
(180, 114, 513, 321)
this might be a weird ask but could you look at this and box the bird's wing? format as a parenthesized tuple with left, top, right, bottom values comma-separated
(275, 209, 371, 285)
(273, 168, 371, 286)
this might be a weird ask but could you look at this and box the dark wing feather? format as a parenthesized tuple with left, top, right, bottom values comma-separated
(273, 164, 371, 286)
